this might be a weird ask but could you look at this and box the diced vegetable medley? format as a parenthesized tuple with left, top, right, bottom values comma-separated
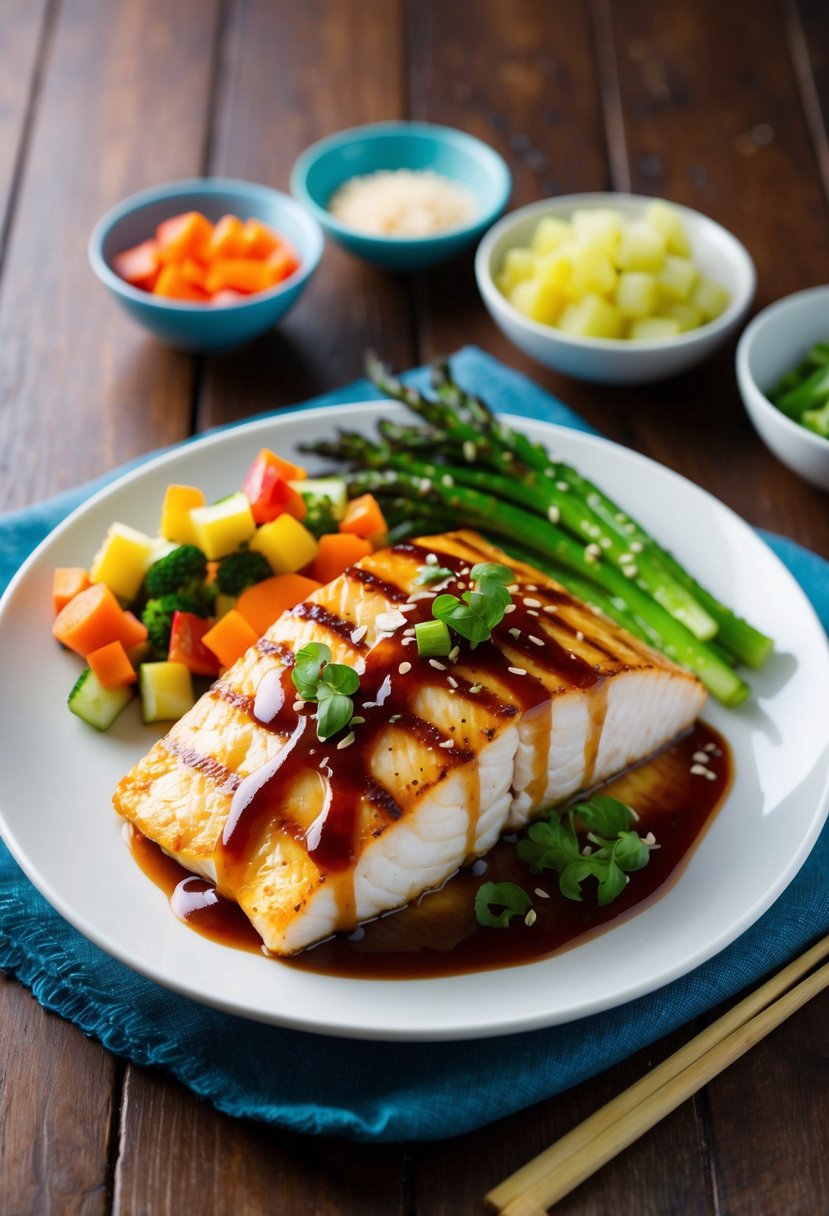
(53, 450, 386, 731)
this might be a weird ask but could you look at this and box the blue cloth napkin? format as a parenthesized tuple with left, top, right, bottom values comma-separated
(1, 348, 827, 1143)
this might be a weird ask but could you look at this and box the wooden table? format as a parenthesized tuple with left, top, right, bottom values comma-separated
(2, 1, 828, 1211)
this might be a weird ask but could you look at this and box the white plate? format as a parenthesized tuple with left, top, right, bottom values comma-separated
(1, 404, 828, 1041)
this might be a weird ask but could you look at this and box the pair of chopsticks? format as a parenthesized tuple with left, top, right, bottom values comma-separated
(485, 934, 829, 1215)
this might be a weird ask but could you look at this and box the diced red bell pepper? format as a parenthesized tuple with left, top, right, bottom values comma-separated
(242, 448, 307, 524)
(167, 611, 221, 677)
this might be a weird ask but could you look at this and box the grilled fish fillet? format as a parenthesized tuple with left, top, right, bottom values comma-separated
(113, 531, 706, 955)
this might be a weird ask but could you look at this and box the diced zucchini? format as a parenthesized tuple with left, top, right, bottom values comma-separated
(90, 523, 156, 602)
(68, 667, 134, 731)
(289, 477, 349, 520)
(250, 513, 319, 573)
(189, 491, 256, 559)
(139, 661, 195, 723)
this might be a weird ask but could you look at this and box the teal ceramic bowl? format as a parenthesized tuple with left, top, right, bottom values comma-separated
(290, 122, 511, 272)
(89, 178, 324, 352)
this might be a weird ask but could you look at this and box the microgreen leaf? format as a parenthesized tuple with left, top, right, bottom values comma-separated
(429, 562, 515, 648)
(291, 642, 360, 740)
(474, 881, 533, 928)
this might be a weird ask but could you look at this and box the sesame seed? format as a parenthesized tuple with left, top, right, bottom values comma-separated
(429, 659, 447, 670)
(507, 582, 520, 593)
(525, 584, 538, 591)
(576, 630, 584, 641)
(418, 478, 432, 494)
(401, 635, 416, 645)
(524, 597, 541, 608)
(614, 512, 626, 522)
(508, 666, 527, 676)
(524, 909, 538, 927)
(292, 699, 305, 711)
(556, 481, 569, 492)
(690, 763, 709, 776)
(448, 645, 460, 662)
(439, 738, 454, 749)
(350, 624, 368, 644)
(623, 565, 638, 579)
(389, 714, 402, 723)
(529, 635, 545, 646)
(528, 610, 539, 617)
(585, 543, 601, 562)
(509, 627, 521, 640)
(599, 537, 612, 549)
(425, 552, 438, 565)
(534, 888, 550, 899)
(692, 751, 709, 763)
(471, 858, 488, 876)
(408, 589, 437, 601)
(350, 716, 365, 725)
(376, 609, 407, 632)
(441, 474, 455, 487)
(336, 732, 356, 750)
(463, 440, 476, 462)
(403, 626, 416, 636)
(398, 662, 412, 675)
(630, 540, 643, 553)
(503, 450, 514, 463)
(705, 770, 717, 781)
(447, 675, 458, 688)
(398, 602, 418, 613)
(543, 604, 558, 614)
(547, 505, 560, 524)
(545, 467, 556, 478)
(620, 553, 636, 565)
(643, 832, 657, 847)
(503, 603, 517, 614)
(469, 682, 482, 693)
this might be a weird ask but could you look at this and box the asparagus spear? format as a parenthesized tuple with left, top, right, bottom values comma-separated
(347, 465, 749, 706)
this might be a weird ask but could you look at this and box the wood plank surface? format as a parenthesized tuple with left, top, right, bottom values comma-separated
(1, 1, 828, 1214)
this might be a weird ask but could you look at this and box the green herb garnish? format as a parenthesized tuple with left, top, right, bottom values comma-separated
(291, 641, 361, 741)
(474, 795, 653, 928)
(474, 882, 533, 928)
(414, 564, 455, 586)
(431, 561, 514, 646)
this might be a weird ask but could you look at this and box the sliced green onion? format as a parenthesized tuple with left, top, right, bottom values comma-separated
(415, 618, 452, 657)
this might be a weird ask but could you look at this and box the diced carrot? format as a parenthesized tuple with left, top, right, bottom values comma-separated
(243, 218, 280, 259)
(204, 258, 274, 295)
(339, 493, 388, 540)
(119, 610, 149, 649)
(113, 239, 160, 290)
(266, 243, 301, 284)
(310, 534, 373, 585)
(201, 609, 260, 669)
(207, 214, 248, 260)
(53, 583, 135, 658)
(153, 264, 210, 302)
(156, 211, 213, 264)
(236, 573, 321, 637)
(52, 567, 91, 615)
(180, 258, 208, 290)
(87, 640, 137, 688)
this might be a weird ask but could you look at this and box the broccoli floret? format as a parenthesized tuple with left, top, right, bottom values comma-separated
(302, 494, 339, 539)
(142, 592, 211, 657)
(145, 544, 208, 598)
(215, 550, 273, 597)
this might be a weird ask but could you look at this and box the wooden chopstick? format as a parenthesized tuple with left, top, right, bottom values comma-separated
(485, 934, 829, 1216)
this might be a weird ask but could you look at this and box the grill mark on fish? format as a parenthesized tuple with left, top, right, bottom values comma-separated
(162, 736, 241, 793)
(346, 565, 411, 602)
(291, 600, 369, 648)
(257, 638, 296, 665)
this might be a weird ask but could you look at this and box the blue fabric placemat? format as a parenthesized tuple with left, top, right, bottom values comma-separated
(1, 347, 827, 1143)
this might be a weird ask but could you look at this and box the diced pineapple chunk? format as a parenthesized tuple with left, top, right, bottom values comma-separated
(498, 247, 537, 291)
(690, 274, 731, 320)
(189, 491, 256, 560)
(139, 661, 195, 723)
(90, 523, 156, 602)
(536, 248, 575, 291)
(569, 243, 617, 297)
(657, 255, 698, 302)
(509, 279, 565, 325)
(660, 302, 703, 332)
(558, 295, 623, 339)
(615, 272, 658, 318)
(616, 221, 668, 272)
(629, 316, 682, 341)
(530, 216, 572, 255)
(644, 201, 692, 256)
(250, 513, 319, 574)
(160, 484, 206, 545)
(571, 208, 623, 257)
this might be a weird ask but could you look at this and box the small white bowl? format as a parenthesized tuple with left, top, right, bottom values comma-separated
(736, 286, 829, 491)
(475, 192, 756, 385)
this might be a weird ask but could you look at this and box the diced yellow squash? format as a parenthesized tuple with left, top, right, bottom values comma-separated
(509, 279, 565, 325)
(139, 661, 195, 723)
(615, 221, 667, 272)
(571, 208, 623, 257)
(189, 491, 256, 560)
(530, 216, 572, 255)
(160, 484, 206, 545)
(615, 272, 658, 318)
(629, 316, 682, 341)
(249, 513, 319, 574)
(569, 244, 617, 298)
(661, 301, 703, 332)
(90, 523, 156, 603)
(690, 274, 731, 320)
(558, 295, 623, 339)
(657, 255, 698, 302)
(644, 201, 692, 256)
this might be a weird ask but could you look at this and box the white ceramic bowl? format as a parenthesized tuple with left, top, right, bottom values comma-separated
(736, 285, 829, 491)
(475, 192, 756, 385)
